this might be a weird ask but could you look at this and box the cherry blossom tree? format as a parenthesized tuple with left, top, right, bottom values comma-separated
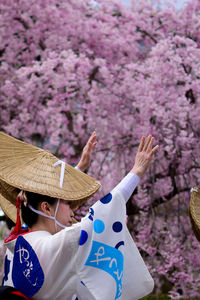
(0, 0, 200, 297)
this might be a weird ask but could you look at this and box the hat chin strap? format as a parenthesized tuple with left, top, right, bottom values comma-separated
(28, 199, 67, 232)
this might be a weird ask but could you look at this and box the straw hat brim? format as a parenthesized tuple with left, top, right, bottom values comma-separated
(0, 132, 100, 201)
(0, 178, 20, 223)
(0, 132, 100, 222)
(189, 187, 200, 242)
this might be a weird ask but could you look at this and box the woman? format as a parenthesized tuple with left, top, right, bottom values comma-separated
(0, 132, 158, 300)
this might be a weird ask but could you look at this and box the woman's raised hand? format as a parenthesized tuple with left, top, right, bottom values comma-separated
(77, 131, 97, 172)
(131, 135, 159, 178)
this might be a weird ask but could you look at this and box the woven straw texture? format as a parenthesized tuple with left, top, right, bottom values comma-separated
(189, 187, 200, 242)
(0, 178, 19, 223)
(0, 132, 100, 201)
(0, 132, 100, 221)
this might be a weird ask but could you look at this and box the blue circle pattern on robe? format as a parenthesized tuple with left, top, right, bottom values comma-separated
(79, 230, 88, 245)
(100, 193, 112, 204)
(93, 219, 105, 234)
(78, 192, 125, 299)
(80, 193, 125, 250)
(113, 221, 123, 233)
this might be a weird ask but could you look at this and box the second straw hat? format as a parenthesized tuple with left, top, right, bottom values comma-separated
(0, 132, 100, 218)
(189, 187, 200, 242)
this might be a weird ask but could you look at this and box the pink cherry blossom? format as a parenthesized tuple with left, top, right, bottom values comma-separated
(0, 0, 200, 297)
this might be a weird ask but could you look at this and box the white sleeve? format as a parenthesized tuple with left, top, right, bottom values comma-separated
(75, 165, 81, 171)
(112, 172, 140, 203)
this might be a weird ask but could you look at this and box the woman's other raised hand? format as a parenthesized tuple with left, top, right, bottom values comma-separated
(131, 135, 159, 178)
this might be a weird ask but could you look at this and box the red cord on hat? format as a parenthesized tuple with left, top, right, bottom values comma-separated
(13, 196, 22, 234)
(4, 196, 28, 243)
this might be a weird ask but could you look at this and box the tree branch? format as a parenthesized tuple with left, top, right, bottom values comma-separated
(14, 17, 29, 29)
(137, 27, 157, 44)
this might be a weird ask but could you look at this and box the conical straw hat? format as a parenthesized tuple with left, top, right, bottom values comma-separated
(0, 178, 19, 223)
(189, 187, 200, 242)
(0, 132, 100, 221)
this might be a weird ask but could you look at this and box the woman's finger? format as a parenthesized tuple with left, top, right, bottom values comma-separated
(146, 137, 154, 152)
(84, 132, 96, 150)
(87, 141, 97, 154)
(88, 131, 96, 143)
(143, 135, 152, 151)
(138, 136, 145, 152)
(150, 145, 159, 156)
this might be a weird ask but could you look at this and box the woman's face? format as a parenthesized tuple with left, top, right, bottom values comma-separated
(54, 199, 75, 231)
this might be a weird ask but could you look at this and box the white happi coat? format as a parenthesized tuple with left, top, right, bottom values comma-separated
(3, 173, 154, 300)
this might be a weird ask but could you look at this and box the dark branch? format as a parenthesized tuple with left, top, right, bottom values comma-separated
(152, 187, 190, 208)
(137, 27, 157, 44)
(14, 17, 29, 29)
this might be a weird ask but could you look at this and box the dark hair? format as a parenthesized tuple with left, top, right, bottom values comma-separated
(21, 191, 57, 227)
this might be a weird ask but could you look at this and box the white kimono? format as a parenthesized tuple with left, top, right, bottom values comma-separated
(3, 173, 154, 300)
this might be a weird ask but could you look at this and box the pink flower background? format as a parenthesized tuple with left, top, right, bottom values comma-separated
(0, 0, 200, 298)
